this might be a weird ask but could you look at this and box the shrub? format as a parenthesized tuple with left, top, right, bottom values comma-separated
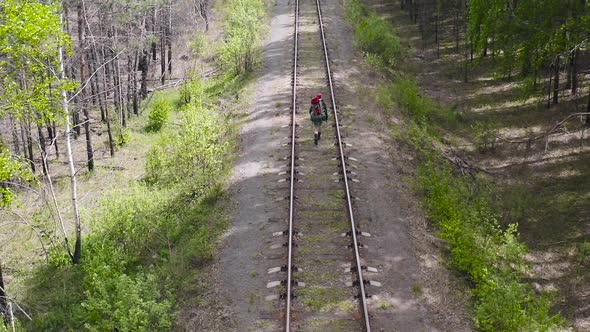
(347, 0, 402, 69)
(0, 147, 36, 207)
(472, 121, 498, 153)
(112, 124, 131, 146)
(217, 0, 265, 76)
(179, 75, 205, 106)
(189, 32, 207, 58)
(146, 97, 171, 132)
(146, 104, 230, 196)
(414, 145, 564, 331)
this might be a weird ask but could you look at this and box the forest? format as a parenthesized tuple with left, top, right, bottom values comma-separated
(0, 0, 589, 330)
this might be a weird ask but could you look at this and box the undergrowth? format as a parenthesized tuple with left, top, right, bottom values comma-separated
(17, 0, 265, 329)
(346, 0, 566, 330)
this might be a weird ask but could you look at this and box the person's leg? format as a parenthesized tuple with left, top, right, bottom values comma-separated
(314, 122, 320, 145)
(318, 121, 322, 139)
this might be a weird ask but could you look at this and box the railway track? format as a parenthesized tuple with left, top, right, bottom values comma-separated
(268, 0, 376, 330)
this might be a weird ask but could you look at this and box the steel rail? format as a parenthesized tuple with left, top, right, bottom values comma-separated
(314, 0, 371, 331)
(284, 0, 370, 330)
(285, 0, 299, 329)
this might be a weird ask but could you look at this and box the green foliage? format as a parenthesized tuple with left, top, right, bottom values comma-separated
(576, 242, 590, 265)
(189, 32, 207, 58)
(146, 103, 231, 196)
(111, 124, 131, 147)
(468, 0, 590, 80)
(391, 76, 434, 120)
(179, 74, 205, 106)
(0, 0, 71, 123)
(80, 188, 175, 331)
(414, 150, 565, 331)
(0, 147, 36, 208)
(472, 121, 498, 153)
(146, 97, 171, 132)
(347, 0, 402, 70)
(218, 0, 266, 76)
(376, 77, 454, 128)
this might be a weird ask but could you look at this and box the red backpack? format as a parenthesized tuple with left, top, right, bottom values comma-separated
(311, 97, 322, 121)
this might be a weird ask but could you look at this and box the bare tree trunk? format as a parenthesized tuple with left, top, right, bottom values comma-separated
(139, 50, 149, 99)
(553, 55, 560, 105)
(435, 13, 439, 58)
(0, 263, 8, 327)
(52, 122, 59, 158)
(152, 7, 158, 60)
(20, 122, 27, 160)
(126, 54, 133, 119)
(83, 107, 94, 172)
(23, 121, 35, 173)
(93, 50, 108, 122)
(454, 9, 460, 52)
(116, 52, 125, 127)
(571, 49, 578, 96)
(160, 10, 166, 84)
(78, 1, 94, 173)
(9, 115, 20, 156)
(72, 109, 81, 138)
(60, 13, 82, 264)
(167, 0, 172, 75)
(37, 122, 48, 175)
(201, 0, 209, 31)
(88, 49, 105, 122)
(102, 45, 116, 157)
(46, 125, 54, 156)
(132, 51, 139, 115)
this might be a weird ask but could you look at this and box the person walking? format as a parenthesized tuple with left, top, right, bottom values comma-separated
(309, 92, 328, 145)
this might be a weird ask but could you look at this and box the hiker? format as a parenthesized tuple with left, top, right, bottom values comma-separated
(309, 92, 328, 145)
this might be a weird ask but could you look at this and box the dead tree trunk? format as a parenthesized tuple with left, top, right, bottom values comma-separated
(160, 9, 167, 84)
(23, 121, 35, 173)
(139, 50, 149, 99)
(553, 55, 560, 105)
(152, 7, 158, 60)
(37, 122, 48, 175)
(167, 0, 172, 75)
(571, 49, 578, 96)
(88, 48, 106, 122)
(78, 1, 94, 172)
(101, 44, 115, 157)
(132, 51, 139, 115)
(59, 13, 81, 265)
(0, 263, 8, 327)
(9, 115, 20, 156)
(126, 54, 133, 119)
(52, 122, 59, 158)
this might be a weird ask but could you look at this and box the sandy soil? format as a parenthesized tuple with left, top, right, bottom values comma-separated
(188, 0, 296, 330)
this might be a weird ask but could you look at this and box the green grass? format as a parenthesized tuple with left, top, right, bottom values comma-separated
(298, 286, 351, 313)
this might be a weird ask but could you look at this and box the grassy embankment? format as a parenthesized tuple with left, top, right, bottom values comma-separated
(346, 0, 566, 330)
(15, 0, 266, 330)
